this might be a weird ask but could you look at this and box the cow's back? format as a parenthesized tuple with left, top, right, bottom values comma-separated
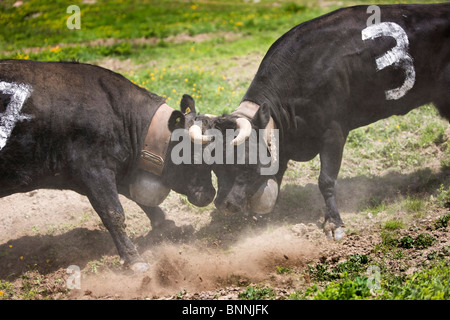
(0, 60, 164, 196)
(244, 3, 450, 132)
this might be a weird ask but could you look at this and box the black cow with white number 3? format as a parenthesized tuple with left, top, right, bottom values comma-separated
(209, 3, 450, 240)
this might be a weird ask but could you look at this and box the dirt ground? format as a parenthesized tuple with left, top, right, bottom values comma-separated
(0, 157, 448, 299)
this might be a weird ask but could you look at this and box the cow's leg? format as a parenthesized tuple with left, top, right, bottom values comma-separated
(275, 158, 289, 188)
(272, 157, 289, 209)
(434, 95, 450, 122)
(80, 167, 149, 272)
(138, 204, 166, 228)
(318, 121, 347, 240)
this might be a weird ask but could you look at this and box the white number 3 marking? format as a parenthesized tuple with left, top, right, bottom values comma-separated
(362, 22, 416, 100)
(0, 81, 33, 151)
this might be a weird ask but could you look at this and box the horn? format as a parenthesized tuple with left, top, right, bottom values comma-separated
(189, 124, 212, 144)
(232, 118, 252, 146)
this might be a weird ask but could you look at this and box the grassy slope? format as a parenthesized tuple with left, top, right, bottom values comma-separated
(0, 0, 448, 300)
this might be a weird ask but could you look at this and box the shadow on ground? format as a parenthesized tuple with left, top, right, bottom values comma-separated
(0, 166, 448, 281)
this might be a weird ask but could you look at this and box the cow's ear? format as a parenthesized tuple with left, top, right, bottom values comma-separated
(251, 103, 270, 129)
(168, 110, 186, 132)
(180, 94, 196, 114)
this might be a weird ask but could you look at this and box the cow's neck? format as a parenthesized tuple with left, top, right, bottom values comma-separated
(138, 103, 173, 176)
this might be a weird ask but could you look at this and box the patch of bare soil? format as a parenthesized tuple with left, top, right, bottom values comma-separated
(1, 162, 448, 300)
(68, 227, 318, 300)
(0, 183, 322, 299)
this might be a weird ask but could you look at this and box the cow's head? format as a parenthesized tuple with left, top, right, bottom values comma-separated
(210, 103, 279, 215)
(162, 95, 216, 207)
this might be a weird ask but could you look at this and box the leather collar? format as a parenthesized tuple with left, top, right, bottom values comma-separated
(138, 103, 174, 176)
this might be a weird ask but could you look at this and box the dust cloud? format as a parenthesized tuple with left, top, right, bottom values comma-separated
(75, 227, 319, 299)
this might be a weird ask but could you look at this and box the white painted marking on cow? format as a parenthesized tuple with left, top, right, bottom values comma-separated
(0, 81, 33, 151)
(362, 22, 416, 100)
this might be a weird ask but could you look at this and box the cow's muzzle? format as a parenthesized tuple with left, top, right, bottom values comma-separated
(187, 185, 216, 207)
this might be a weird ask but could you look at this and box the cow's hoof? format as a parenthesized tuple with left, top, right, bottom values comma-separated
(131, 262, 150, 273)
(324, 225, 345, 241)
(333, 227, 345, 241)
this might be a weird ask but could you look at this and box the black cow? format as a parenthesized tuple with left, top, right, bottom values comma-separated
(0, 59, 215, 272)
(209, 4, 450, 239)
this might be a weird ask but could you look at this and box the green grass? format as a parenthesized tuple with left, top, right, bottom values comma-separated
(304, 276, 373, 300)
(381, 261, 450, 300)
(403, 196, 426, 213)
(307, 254, 371, 282)
(289, 254, 450, 300)
(434, 184, 450, 209)
(434, 212, 450, 230)
(299, 261, 450, 300)
(0, 0, 323, 51)
(0, 0, 324, 115)
(343, 105, 449, 179)
(379, 232, 436, 251)
(238, 286, 276, 300)
(383, 219, 405, 231)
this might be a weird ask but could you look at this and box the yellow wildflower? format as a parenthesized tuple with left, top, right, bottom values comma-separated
(50, 46, 61, 53)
